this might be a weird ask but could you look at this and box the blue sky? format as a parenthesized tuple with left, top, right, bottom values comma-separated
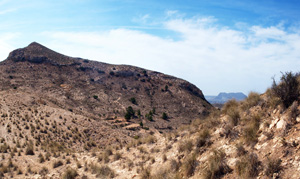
(1, 0, 300, 95)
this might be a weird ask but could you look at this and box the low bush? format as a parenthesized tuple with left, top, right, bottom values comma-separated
(169, 159, 180, 172)
(289, 101, 298, 122)
(202, 150, 231, 179)
(90, 163, 115, 178)
(236, 153, 260, 178)
(182, 154, 197, 177)
(241, 92, 262, 110)
(178, 140, 193, 153)
(272, 71, 300, 109)
(227, 108, 240, 126)
(53, 160, 63, 168)
(25, 145, 34, 155)
(62, 168, 78, 179)
(222, 99, 239, 115)
(243, 114, 260, 145)
(162, 112, 168, 120)
(196, 129, 210, 148)
(265, 158, 281, 176)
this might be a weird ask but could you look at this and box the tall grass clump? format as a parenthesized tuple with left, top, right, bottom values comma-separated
(265, 158, 281, 177)
(202, 149, 231, 179)
(242, 114, 261, 145)
(182, 154, 197, 177)
(90, 163, 115, 178)
(222, 99, 240, 126)
(241, 92, 262, 110)
(236, 153, 260, 178)
(62, 168, 78, 179)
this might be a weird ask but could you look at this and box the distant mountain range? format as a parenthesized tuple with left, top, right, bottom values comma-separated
(205, 92, 247, 104)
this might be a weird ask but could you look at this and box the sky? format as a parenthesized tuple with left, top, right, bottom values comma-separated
(0, 0, 300, 95)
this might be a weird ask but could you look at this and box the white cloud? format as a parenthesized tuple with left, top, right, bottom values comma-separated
(4, 16, 299, 95)
(0, 33, 19, 60)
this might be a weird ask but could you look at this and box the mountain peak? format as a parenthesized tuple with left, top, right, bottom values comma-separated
(27, 41, 46, 48)
(6, 42, 77, 65)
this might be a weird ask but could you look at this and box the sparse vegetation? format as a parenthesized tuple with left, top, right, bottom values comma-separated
(0, 44, 298, 179)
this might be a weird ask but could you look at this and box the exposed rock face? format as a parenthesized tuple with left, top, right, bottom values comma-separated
(7, 42, 77, 65)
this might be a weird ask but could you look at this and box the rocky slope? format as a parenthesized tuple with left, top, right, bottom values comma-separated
(1, 42, 297, 179)
(1, 42, 211, 131)
(0, 42, 212, 178)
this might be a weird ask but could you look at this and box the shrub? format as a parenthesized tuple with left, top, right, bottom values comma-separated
(25, 145, 34, 155)
(113, 152, 121, 161)
(236, 153, 260, 178)
(203, 110, 221, 129)
(182, 154, 197, 177)
(272, 72, 300, 108)
(203, 150, 231, 179)
(93, 95, 98, 99)
(227, 108, 240, 126)
(144, 135, 156, 144)
(62, 168, 78, 179)
(169, 159, 180, 172)
(125, 106, 135, 121)
(0, 144, 9, 153)
(162, 112, 168, 120)
(53, 160, 63, 168)
(243, 114, 260, 144)
(104, 148, 113, 156)
(90, 164, 115, 178)
(265, 158, 281, 176)
(129, 97, 137, 105)
(235, 144, 247, 157)
(140, 167, 151, 179)
(289, 101, 298, 122)
(222, 99, 239, 115)
(266, 88, 281, 108)
(241, 92, 262, 110)
(178, 140, 193, 153)
(196, 129, 210, 148)
(39, 167, 49, 176)
(38, 153, 45, 163)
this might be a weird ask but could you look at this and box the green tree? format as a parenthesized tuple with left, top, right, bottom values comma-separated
(124, 106, 135, 121)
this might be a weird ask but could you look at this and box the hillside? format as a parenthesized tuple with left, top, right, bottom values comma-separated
(0, 42, 212, 178)
(1, 42, 212, 130)
(1, 42, 298, 179)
